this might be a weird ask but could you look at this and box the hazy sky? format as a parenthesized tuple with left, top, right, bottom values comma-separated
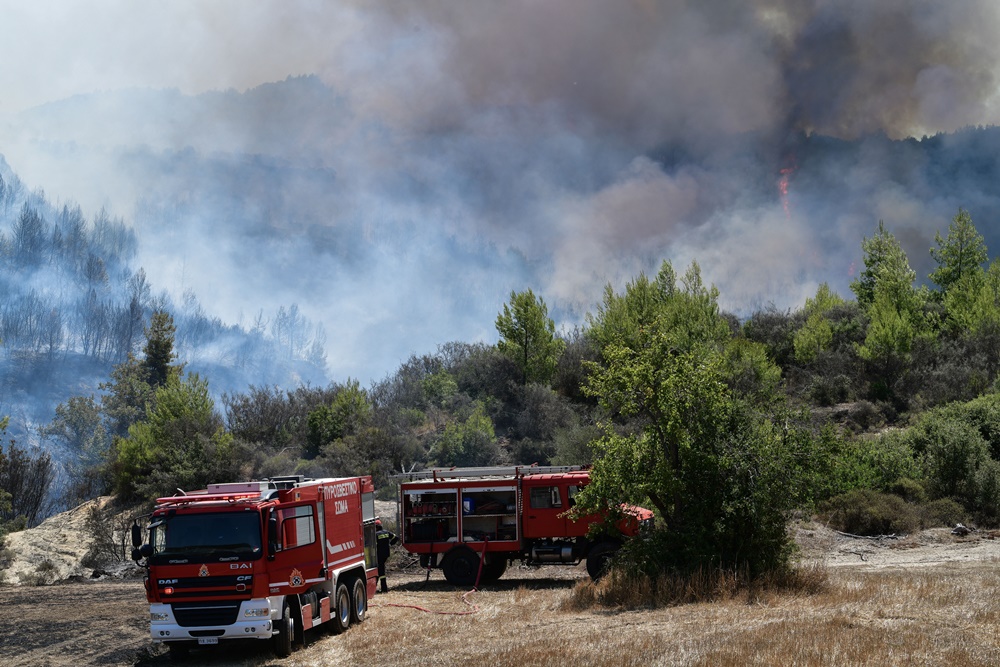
(3, 1, 1000, 382)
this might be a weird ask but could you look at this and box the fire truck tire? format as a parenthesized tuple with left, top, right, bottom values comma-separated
(586, 542, 619, 580)
(273, 601, 295, 658)
(442, 547, 480, 586)
(332, 583, 352, 634)
(480, 556, 507, 583)
(350, 577, 367, 624)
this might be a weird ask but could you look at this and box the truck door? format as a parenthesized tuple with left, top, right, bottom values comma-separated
(271, 504, 324, 592)
(522, 482, 568, 538)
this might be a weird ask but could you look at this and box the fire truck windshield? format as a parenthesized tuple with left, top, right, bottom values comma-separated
(149, 511, 263, 563)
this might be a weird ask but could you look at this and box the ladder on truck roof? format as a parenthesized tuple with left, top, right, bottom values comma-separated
(391, 464, 586, 482)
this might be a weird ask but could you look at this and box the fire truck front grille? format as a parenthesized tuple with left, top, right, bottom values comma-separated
(171, 601, 242, 628)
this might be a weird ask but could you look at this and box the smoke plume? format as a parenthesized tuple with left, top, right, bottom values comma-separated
(2, 1, 1000, 382)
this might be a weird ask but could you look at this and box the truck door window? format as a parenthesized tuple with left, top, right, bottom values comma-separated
(567, 486, 579, 507)
(529, 486, 562, 509)
(279, 505, 316, 549)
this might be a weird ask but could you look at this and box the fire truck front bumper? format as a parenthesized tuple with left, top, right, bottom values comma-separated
(149, 599, 277, 644)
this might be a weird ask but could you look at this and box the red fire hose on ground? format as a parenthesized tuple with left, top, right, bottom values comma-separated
(372, 539, 488, 616)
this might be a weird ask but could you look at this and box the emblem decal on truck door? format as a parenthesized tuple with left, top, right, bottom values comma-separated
(199, 564, 210, 577)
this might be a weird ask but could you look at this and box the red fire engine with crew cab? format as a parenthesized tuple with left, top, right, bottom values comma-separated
(395, 465, 653, 585)
(130, 475, 377, 658)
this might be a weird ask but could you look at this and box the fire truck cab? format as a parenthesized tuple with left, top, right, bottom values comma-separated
(131, 475, 377, 658)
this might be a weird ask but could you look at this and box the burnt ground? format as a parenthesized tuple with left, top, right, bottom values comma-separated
(0, 558, 584, 667)
(3, 525, 1000, 667)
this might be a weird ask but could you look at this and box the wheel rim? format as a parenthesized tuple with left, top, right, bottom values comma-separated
(353, 580, 366, 620)
(338, 589, 351, 626)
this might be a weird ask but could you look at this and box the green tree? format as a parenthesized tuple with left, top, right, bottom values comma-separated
(430, 402, 499, 467)
(581, 335, 795, 574)
(970, 260, 1000, 331)
(41, 395, 110, 504)
(100, 311, 183, 440)
(580, 261, 796, 575)
(855, 283, 916, 400)
(930, 209, 988, 331)
(930, 208, 988, 295)
(495, 289, 565, 385)
(851, 221, 917, 310)
(305, 379, 372, 458)
(793, 283, 845, 363)
(142, 310, 180, 388)
(111, 374, 236, 500)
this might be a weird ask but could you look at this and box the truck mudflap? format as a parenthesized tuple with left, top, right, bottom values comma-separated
(149, 598, 277, 644)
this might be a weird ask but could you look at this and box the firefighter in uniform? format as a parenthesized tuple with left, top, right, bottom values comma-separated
(375, 518, 398, 593)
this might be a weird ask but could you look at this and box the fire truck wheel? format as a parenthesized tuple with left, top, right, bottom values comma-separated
(442, 547, 480, 587)
(332, 583, 352, 634)
(480, 556, 507, 583)
(273, 601, 295, 658)
(350, 577, 367, 624)
(586, 542, 619, 581)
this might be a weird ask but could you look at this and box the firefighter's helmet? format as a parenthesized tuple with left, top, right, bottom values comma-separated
(375, 518, 382, 528)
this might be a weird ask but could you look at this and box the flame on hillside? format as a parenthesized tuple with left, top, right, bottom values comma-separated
(778, 154, 797, 219)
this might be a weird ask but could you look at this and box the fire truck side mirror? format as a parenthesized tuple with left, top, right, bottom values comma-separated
(131, 522, 142, 549)
(131, 544, 153, 562)
(267, 511, 279, 559)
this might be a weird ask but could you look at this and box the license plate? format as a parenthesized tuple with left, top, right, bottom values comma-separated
(197, 638, 219, 645)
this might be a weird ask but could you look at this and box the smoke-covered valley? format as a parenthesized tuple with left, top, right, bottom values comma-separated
(4, 1, 1000, 480)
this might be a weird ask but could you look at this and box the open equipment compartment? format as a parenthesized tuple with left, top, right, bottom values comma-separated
(459, 485, 518, 542)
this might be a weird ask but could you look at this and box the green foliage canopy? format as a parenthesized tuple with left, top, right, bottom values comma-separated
(579, 260, 796, 575)
(111, 373, 236, 500)
(495, 288, 565, 386)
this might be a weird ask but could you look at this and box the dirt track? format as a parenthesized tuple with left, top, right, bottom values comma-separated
(3, 525, 1000, 667)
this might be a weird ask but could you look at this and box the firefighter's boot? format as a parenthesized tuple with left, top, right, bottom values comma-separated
(380, 577, 389, 593)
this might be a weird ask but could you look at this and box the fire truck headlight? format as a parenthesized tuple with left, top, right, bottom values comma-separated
(150, 612, 170, 621)
(244, 607, 270, 618)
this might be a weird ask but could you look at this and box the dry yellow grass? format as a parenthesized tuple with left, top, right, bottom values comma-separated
(279, 563, 1000, 667)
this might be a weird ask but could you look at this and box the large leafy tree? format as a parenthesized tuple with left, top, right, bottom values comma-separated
(579, 261, 796, 575)
(495, 289, 565, 386)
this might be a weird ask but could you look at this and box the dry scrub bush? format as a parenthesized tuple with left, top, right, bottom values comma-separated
(562, 563, 829, 611)
(821, 489, 969, 536)
(19, 559, 56, 586)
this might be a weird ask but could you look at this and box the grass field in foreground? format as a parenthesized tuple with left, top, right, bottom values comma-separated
(282, 563, 1000, 667)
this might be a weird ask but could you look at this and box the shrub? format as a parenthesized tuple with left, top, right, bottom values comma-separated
(828, 432, 922, 496)
(819, 489, 920, 535)
(919, 498, 967, 528)
(888, 477, 927, 504)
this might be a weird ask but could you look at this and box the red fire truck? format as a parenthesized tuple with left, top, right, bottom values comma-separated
(130, 475, 378, 658)
(395, 465, 653, 585)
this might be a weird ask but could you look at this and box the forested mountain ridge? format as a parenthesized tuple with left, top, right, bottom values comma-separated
(0, 155, 329, 463)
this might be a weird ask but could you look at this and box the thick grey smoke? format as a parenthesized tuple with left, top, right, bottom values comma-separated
(2, 1, 1000, 381)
